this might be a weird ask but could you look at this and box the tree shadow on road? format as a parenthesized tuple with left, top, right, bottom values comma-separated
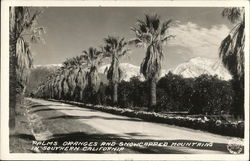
(31, 108, 98, 113)
(11, 133, 36, 141)
(46, 115, 143, 122)
(30, 104, 75, 109)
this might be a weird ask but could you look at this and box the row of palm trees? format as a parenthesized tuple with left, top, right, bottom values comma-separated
(34, 36, 130, 103)
(34, 14, 174, 108)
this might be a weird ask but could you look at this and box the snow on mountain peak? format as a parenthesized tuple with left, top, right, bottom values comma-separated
(34, 64, 62, 68)
(99, 63, 144, 81)
(171, 57, 232, 80)
(100, 57, 232, 81)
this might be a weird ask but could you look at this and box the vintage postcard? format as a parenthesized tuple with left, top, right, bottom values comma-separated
(1, 0, 249, 160)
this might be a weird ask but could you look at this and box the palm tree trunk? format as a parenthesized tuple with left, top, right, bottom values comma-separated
(149, 78, 156, 111)
(80, 90, 83, 102)
(232, 78, 244, 118)
(9, 39, 17, 129)
(112, 83, 118, 105)
(9, 7, 17, 129)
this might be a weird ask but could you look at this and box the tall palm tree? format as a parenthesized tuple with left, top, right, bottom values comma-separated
(130, 14, 173, 110)
(219, 7, 245, 116)
(55, 68, 64, 100)
(103, 36, 130, 105)
(70, 55, 88, 101)
(219, 7, 245, 81)
(53, 72, 61, 99)
(75, 67, 88, 101)
(63, 55, 87, 101)
(82, 47, 103, 94)
(9, 7, 44, 129)
(61, 59, 75, 100)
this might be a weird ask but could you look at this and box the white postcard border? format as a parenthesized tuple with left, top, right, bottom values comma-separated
(1, 0, 249, 160)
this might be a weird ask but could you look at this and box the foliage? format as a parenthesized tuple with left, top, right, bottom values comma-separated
(190, 74, 234, 114)
(117, 77, 148, 108)
(157, 72, 194, 112)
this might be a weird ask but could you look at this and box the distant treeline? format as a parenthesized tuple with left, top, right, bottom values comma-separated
(33, 72, 238, 115)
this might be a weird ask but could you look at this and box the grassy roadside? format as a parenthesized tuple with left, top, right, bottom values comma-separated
(10, 100, 35, 153)
(9, 98, 101, 153)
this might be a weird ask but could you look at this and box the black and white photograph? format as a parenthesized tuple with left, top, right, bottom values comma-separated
(1, 0, 249, 160)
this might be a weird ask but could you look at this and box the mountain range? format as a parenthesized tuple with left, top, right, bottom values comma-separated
(99, 57, 232, 81)
(33, 57, 232, 81)
(27, 57, 231, 94)
(169, 57, 231, 80)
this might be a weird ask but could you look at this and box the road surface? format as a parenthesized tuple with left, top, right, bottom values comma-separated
(26, 98, 241, 154)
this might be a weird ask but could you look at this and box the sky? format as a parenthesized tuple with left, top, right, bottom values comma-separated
(31, 7, 234, 70)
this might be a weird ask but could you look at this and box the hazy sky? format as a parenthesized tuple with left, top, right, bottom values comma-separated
(31, 7, 233, 70)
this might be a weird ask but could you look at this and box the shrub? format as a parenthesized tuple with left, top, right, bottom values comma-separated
(190, 74, 234, 114)
(157, 72, 194, 112)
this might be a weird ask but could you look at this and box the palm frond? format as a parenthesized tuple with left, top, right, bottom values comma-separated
(140, 45, 161, 79)
(161, 19, 172, 35)
(161, 35, 175, 44)
(222, 7, 242, 24)
(103, 36, 130, 83)
(131, 14, 172, 80)
(219, 20, 245, 80)
(128, 38, 144, 47)
(16, 37, 33, 85)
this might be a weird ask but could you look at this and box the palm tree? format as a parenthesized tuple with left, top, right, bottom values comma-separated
(53, 72, 60, 99)
(62, 69, 70, 100)
(9, 7, 44, 129)
(61, 60, 74, 100)
(75, 67, 88, 101)
(70, 55, 88, 101)
(54, 68, 64, 100)
(82, 47, 103, 94)
(219, 7, 245, 116)
(71, 56, 87, 100)
(103, 36, 130, 105)
(130, 14, 173, 110)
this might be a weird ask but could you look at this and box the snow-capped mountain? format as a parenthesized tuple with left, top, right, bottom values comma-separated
(99, 57, 232, 81)
(170, 57, 232, 80)
(33, 57, 232, 82)
(99, 63, 145, 81)
(34, 64, 62, 69)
